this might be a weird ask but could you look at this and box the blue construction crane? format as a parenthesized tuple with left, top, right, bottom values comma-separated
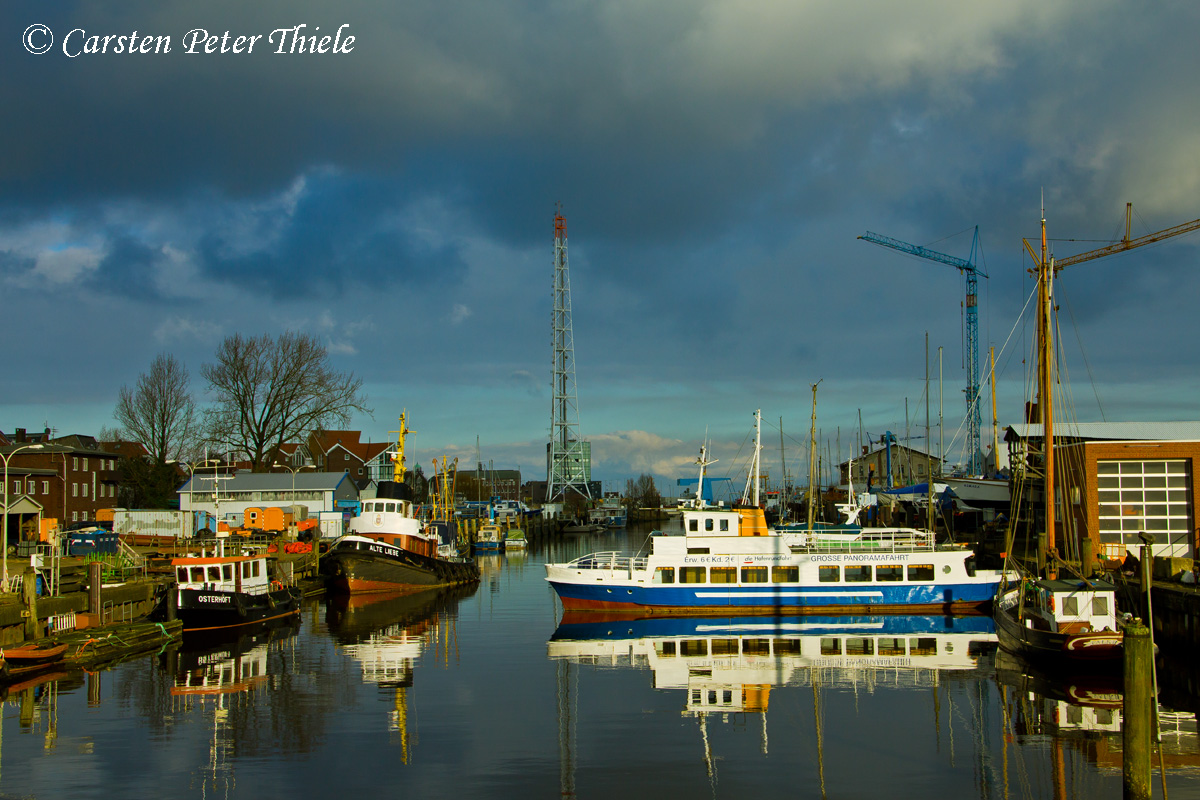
(858, 227, 988, 475)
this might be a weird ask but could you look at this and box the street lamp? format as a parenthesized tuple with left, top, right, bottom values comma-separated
(2, 443, 45, 592)
(273, 462, 315, 507)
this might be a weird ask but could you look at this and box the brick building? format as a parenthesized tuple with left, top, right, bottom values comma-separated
(1, 429, 123, 543)
(1005, 421, 1200, 560)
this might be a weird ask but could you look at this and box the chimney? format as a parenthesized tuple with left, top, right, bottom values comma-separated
(15, 428, 26, 443)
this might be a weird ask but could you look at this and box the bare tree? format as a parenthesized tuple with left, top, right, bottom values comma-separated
(201, 332, 371, 471)
(114, 353, 198, 464)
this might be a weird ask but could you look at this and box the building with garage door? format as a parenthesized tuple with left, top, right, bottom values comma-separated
(1005, 421, 1200, 560)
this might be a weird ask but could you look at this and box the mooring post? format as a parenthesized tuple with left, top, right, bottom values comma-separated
(1123, 619, 1153, 800)
(88, 560, 102, 620)
(1080, 537, 1094, 578)
(21, 567, 38, 641)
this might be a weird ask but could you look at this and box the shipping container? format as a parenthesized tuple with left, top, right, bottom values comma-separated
(111, 509, 214, 540)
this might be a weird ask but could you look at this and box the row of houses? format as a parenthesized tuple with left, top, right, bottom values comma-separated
(1, 426, 529, 545)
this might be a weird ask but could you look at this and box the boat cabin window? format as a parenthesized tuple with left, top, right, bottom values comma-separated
(740, 566, 767, 583)
(252, 560, 261, 578)
(711, 639, 738, 655)
(820, 638, 841, 656)
(876, 565, 903, 582)
(878, 637, 905, 656)
(222, 565, 233, 581)
(908, 564, 934, 582)
(386, 503, 396, 513)
(242, 562, 251, 578)
(1095, 596, 1109, 616)
(190, 566, 205, 582)
(771, 566, 798, 583)
(743, 639, 770, 655)
(774, 638, 801, 655)
(1064, 596, 1079, 616)
(680, 567, 707, 584)
(655, 641, 677, 657)
(208, 566, 222, 582)
(846, 638, 874, 656)
(705, 519, 714, 532)
(910, 637, 937, 656)
(176, 567, 187, 582)
(689, 519, 698, 532)
(653, 567, 675, 584)
(679, 639, 707, 656)
(719, 519, 729, 532)
(817, 565, 839, 583)
(844, 565, 871, 583)
(710, 567, 736, 584)
(687, 548, 710, 555)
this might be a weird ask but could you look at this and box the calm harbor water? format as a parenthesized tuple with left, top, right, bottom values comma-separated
(2, 522, 1199, 799)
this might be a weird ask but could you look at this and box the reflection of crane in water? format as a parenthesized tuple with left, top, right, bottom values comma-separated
(556, 659, 576, 799)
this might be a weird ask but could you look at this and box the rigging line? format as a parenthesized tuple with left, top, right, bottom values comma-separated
(1057, 287, 1108, 422)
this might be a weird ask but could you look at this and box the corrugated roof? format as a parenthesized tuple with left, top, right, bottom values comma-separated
(180, 472, 350, 492)
(1007, 421, 1200, 441)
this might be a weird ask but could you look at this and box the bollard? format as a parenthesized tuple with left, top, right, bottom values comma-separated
(166, 585, 178, 622)
(21, 568, 38, 641)
(88, 560, 102, 614)
(1123, 620, 1153, 800)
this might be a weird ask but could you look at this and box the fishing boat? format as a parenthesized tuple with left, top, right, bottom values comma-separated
(171, 545, 302, 633)
(546, 410, 1008, 615)
(322, 415, 480, 594)
(588, 500, 628, 528)
(993, 207, 1124, 665)
(504, 526, 528, 550)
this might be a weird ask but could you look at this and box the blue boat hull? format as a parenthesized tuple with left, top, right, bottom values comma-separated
(548, 579, 1000, 615)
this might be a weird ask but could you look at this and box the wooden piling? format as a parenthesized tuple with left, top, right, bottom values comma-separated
(88, 561, 102, 615)
(1122, 619, 1153, 800)
(21, 568, 38, 641)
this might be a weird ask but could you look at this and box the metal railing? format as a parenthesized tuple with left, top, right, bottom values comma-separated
(566, 551, 649, 572)
(785, 528, 939, 554)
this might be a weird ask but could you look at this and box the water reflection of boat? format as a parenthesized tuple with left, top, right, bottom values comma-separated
(172, 616, 301, 698)
(549, 613, 998, 704)
(327, 584, 476, 761)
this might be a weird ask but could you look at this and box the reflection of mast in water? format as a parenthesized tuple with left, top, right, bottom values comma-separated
(556, 658, 576, 799)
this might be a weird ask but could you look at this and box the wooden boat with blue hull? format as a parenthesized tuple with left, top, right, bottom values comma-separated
(172, 550, 301, 633)
(546, 503, 1007, 615)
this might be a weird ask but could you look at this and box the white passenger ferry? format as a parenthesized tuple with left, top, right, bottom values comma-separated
(546, 418, 1007, 615)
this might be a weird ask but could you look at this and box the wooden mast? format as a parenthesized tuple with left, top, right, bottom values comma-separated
(1037, 207, 1057, 574)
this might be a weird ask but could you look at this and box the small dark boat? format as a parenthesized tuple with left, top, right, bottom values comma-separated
(993, 577, 1123, 666)
(3, 643, 68, 664)
(172, 546, 301, 633)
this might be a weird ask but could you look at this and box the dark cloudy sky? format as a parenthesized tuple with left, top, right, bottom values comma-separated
(5, 1, 1200, 492)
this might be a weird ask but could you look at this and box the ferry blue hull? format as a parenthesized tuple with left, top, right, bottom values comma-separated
(548, 579, 1000, 615)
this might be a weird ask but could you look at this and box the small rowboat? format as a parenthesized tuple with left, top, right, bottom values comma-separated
(2, 643, 68, 663)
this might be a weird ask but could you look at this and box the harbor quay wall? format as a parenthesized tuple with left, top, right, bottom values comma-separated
(0, 578, 162, 646)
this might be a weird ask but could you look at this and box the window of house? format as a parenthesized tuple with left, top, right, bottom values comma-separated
(1098, 459, 1192, 557)
(42, 481, 49, 494)
(344, 453, 350, 461)
(80, 510, 87, 521)
(72, 483, 78, 497)
(82, 458, 88, 471)
(71, 511, 78, 522)
(12, 481, 19, 495)
(73, 457, 78, 470)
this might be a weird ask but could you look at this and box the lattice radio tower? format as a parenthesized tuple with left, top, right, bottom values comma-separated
(547, 208, 591, 501)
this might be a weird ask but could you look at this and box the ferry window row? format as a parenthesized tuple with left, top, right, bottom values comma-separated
(688, 518, 730, 533)
(652, 564, 936, 584)
(654, 636, 940, 658)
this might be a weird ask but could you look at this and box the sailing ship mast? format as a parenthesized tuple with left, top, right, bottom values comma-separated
(806, 383, 821, 530)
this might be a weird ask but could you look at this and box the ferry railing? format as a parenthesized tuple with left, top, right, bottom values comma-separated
(568, 551, 649, 573)
(787, 528, 939, 554)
